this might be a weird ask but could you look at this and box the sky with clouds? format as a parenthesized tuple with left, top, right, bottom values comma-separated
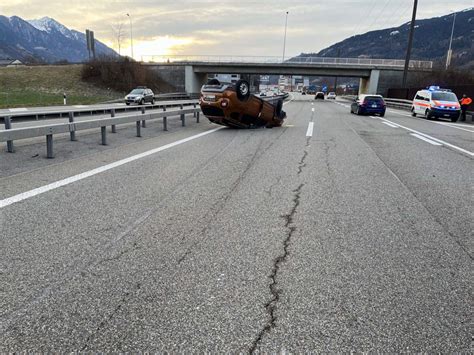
(1, 0, 472, 60)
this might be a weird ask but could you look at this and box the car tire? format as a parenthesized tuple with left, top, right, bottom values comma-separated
(424, 109, 431, 120)
(140, 99, 144, 105)
(235, 80, 250, 101)
(411, 108, 416, 117)
(151, 98, 155, 105)
(451, 115, 459, 123)
(380, 111, 385, 117)
(126, 102, 130, 106)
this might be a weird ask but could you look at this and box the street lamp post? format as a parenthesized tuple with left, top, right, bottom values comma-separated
(126, 13, 134, 60)
(282, 11, 289, 62)
(446, 12, 457, 70)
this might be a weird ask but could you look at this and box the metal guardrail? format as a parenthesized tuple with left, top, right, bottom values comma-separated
(142, 55, 433, 69)
(0, 99, 198, 121)
(1, 104, 201, 159)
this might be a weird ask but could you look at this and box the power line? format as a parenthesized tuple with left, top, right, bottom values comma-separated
(350, 0, 379, 37)
(365, 0, 393, 33)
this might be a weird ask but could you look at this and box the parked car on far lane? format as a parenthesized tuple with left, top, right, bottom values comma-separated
(315, 92, 325, 100)
(125, 87, 155, 105)
(350, 95, 386, 116)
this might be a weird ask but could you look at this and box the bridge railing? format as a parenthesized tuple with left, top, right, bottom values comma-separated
(1, 104, 202, 158)
(142, 55, 433, 69)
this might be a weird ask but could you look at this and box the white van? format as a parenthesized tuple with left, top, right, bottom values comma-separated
(411, 86, 461, 122)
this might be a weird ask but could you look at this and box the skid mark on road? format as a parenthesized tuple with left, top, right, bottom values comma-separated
(0, 127, 224, 209)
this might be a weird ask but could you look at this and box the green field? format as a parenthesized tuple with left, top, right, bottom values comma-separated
(0, 65, 124, 108)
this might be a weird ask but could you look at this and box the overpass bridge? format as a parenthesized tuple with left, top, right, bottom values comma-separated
(142, 56, 433, 96)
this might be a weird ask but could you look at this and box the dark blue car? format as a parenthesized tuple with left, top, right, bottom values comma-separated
(350, 95, 386, 117)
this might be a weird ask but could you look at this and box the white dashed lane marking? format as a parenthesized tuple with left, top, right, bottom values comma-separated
(410, 133, 442, 146)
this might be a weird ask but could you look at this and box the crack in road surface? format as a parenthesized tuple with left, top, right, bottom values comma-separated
(81, 282, 141, 350)
(249, 136, 310, 353)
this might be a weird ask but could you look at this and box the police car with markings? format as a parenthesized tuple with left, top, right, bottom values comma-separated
(411, 86, 461, 122)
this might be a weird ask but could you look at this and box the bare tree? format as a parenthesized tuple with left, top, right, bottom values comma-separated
(111, 21, 125, 56)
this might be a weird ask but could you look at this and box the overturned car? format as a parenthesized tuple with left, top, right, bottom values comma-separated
(199, 79, 286, 128)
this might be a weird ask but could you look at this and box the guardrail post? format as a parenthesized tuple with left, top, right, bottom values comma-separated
(193, 103, 197, 117)
(46, 134, 54, 159)
(163, 106, 168, 131)
(4, 116, 14, 153)
(141, 107, 146, 127)
(180, 104, 185, 126)
(111, 109, 116, 133)
(101, 126, 107, 145)
(136, 121, 141, 137)
(68, 112, 76, 141)
(196, 109, 200, 123)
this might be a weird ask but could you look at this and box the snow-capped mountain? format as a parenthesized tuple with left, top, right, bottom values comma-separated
(0, 15, 117, 63)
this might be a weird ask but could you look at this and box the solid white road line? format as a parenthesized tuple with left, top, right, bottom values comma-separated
(312, 108, 315, 112)
(382, 121, 399, 128)
(9, 108, 28, 112)
(438, 122, 474, 133)
(306, 122, 314, 137)
(388, 109, 474, 133)
(0, 127, 224, 209)
(410, 133, 442, 146)
(376, 117, 474, 157)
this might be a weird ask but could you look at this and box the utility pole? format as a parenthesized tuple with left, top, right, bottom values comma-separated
(402, 0, 418, 88)
(446, 12, 456, 70)
(334, 48, 341, 93)
(282, 11, 289, 62)
(126, 13, 134, 60)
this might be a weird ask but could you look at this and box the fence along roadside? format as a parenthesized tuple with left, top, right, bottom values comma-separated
(1, 105, 201, 159)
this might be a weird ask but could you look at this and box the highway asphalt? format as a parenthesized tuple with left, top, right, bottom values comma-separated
(0, 94, 472, 352)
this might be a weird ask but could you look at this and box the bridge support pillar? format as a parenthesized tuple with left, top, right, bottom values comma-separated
(359, 69, 380, 96)
(185, 66, 207, 98)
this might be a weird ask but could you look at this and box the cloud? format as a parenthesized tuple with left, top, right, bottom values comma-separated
(1, 0, 472, 59)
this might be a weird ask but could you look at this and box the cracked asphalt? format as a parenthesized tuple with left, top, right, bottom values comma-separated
(0, 95, 472, 352)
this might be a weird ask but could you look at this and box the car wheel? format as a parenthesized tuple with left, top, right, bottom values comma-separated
(424, 109, 431, 120)
(126, 102, 130, 106)
(235, 80, 250, 101)
(140, 99, 144, 105)
(151, 98, 155, 105)
(411, 107, 416, 117)
(380, 111, 385, 117)
(451, 115, 459, 123)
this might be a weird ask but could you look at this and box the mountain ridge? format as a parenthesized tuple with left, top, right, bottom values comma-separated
(298, 8, 474, 69)
(0, 15, 117, 63)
